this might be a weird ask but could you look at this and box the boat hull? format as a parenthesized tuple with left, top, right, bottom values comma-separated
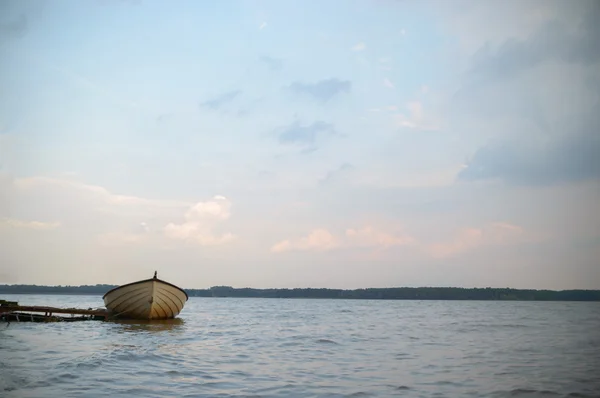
(102, 278, 188, 320)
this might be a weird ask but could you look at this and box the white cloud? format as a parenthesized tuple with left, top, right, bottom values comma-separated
(185, 195, 231, 220)
(345, 226, 416, 248)
(0, 217, 60, 230)
(271, 228, 340, 253)
(428, 222, 525, 258)
(1, 175, 235, 248)
(272, 221, 529, 259)
(14, 176, 188, 210)
(259, 22, 267, 30)
(271, 225, 415, 253)
(351, 42, 366, 51)
(164, 195, 235, 246)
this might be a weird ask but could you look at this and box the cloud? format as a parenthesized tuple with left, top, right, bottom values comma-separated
(345, 226, 416, 248)
(0, 175, 191, 250)
(259, 22, 267, 30)
(14, 176, 188, 211)
(0, 217, 60, 231)
(271, 226, 416, 253)
(1, 174, 236, 250)
(271, 221, 529, 259)
(200, 90, 242, 110)
(468, 4, 600, 82)
(428, 222, 524, 258)
(164, 195, 235, 246)
(383, 78, 395, 89)
(259, 55, 283, 71)
(457, 127, 600, 185)
(289, 79, 351, 101)
(429, 0, 580, 55)
(447, 1, 600, 188)
(394, 101, 439, 130)
(276, 120, 336, 153)
(271, 229, 341, 253)
(0, 14, 27, 40)
(351, 42, 366, 51)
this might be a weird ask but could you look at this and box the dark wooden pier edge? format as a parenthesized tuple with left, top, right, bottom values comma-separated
(0, 299, 110, 323)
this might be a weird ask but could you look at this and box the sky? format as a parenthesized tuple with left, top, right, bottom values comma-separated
(0, 0, 599, 290)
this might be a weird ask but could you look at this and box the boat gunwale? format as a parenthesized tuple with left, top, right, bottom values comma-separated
(102, 278, 189, 301)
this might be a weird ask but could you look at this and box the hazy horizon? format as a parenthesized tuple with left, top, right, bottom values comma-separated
(1, 0, 599, 290)
(2, 281, 600, 291)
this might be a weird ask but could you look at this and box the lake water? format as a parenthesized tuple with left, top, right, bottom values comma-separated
(1, 295, 599, 398)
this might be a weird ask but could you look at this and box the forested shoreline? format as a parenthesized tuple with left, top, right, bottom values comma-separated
(1, 284, 599, 301)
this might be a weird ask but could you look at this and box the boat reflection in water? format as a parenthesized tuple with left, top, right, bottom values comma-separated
(103, 272, 188, 320)
(111, 317, 186, 333)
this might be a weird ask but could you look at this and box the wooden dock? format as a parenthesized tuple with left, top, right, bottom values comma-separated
(1, 299, 110, 323)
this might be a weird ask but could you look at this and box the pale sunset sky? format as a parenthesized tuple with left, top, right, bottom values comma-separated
(1, 0, 599, 289)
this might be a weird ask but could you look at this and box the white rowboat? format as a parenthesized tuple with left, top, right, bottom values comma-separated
(103, 272, 188, 320)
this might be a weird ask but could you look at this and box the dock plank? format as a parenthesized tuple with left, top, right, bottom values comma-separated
(0, 305, 109, 318)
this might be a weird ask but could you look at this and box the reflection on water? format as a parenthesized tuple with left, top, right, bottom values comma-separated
(1, 295, 599, 398)
(110, 318, 185, 333)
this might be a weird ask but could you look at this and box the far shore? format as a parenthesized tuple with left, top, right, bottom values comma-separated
(1, 285, 599, 301)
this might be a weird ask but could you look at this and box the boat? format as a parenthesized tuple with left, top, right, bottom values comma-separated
(102, 271, 188, 320)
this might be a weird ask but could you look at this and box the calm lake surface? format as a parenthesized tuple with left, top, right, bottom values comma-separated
(1, 295, 599, 398)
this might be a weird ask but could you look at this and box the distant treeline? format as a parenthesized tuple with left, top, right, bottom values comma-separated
(0, 284, 117, 295)
(1, 284, 600, 301)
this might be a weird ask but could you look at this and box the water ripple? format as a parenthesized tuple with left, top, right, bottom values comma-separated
(1, 296, 599, 398)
